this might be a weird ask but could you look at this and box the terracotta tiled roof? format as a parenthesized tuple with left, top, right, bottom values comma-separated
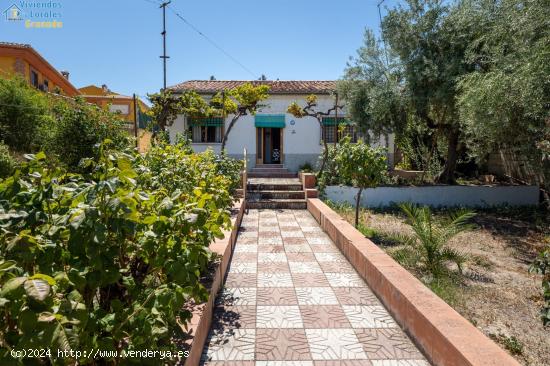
(168, 80, 337, 95)
(0, 42, 32, 48)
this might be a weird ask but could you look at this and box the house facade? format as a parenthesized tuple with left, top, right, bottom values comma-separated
(0, 42, 79, 96)
(167, 80, 395, 172)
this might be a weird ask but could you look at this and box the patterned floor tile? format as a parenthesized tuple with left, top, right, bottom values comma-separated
(232, 252, 258, 263)
(281, 230, 305, 238)
(370, 361, 429, 366)
(342, 306, 398, 328)
(308, 244, 340, 253)
(319, 261, 356, 273)
(258, 253, 288, 263)
(300, 306, 351, 328)
(325, 273, 366, 287)
(305, 329, 367, 360)
(225, 273, 257, 288)
(313, 361, 372, 366)
(258, 244, 285, 253)
(217, 288, 257, 306)
(258, 237, 284, 245)
(283, 237, 310, 245)
(314, 253, 348, 263)
(229, 262, 258, 274)
(256, 306, 304, 328)
(332, 287, 380, 305)
(259, 224, 280, 232)
(257, 262, 290, 273)
(355, 329, 425, 360)
(279, 221, 301, 228)
(259, 231, 283, 239)
(285, 244, 313, 253)
(287, 252, 317, 262)
(292, 274, 331, 287)
(258, 272, 294, 287)
(238, 237, 259, 245)
(256, 329, 311, 360)
(307, 237, 333, 245)
(202, 328, 256, 361)
(201, 361, 255, 366)
(236, 245, 259, 253)
(295, 287, 339, 305)
(257, 288, 299, 305)
(240, 231, 259, 238)
(289, 261, 323, 273)
(213, 305, 257, 329)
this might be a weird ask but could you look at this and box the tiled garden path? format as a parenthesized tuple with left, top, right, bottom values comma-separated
(201, 209, 430, 366)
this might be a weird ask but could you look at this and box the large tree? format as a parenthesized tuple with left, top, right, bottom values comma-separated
(382, 0, 476, 183)
(338, 29, 407, 142)
(455, 0, 550, 197)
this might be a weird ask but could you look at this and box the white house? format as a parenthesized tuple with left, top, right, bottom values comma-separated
(167, 80, 395, 172)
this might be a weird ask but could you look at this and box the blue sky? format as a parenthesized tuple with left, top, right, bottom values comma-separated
(1, 0, 400, 99)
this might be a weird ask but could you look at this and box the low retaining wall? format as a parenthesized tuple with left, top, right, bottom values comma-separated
(325, 184, 539, 208)
(307, 198, 519, 366)
(184, 199, 245, 366)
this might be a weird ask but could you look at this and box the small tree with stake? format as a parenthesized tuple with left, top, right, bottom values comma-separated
(287, 94, 344, 177)
(336, 136, 387, 228)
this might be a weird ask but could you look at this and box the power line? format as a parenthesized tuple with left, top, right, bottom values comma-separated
(166, 5, 259, 79)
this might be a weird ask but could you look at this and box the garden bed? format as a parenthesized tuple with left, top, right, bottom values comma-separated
(326, 201, 550, 365)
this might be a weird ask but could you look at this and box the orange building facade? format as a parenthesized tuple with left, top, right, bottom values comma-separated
(0, 42, 79, 96)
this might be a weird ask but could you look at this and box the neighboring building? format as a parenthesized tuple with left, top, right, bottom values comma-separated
(167, 80, 395, 172)
(0, 42, 79, 96)
(78, 84, 150, 127)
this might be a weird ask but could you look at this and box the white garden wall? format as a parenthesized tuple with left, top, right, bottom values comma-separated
(325, 185, 540, 208)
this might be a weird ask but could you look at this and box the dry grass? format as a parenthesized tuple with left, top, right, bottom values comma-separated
(328, 201, 550, 365)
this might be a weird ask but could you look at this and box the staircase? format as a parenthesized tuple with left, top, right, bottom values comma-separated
(246, 164, 306, 209)
(248, 164, 298, 178)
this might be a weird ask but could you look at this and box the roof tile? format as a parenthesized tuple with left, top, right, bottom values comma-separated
(168, 80, 336, 94)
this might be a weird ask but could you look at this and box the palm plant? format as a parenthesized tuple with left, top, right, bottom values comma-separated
(395, 203, 475, 277)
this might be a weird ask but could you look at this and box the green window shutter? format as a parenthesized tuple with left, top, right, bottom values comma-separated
(321, 117, 352, 126)
(188, 117, 224, 127)
(254, 114, 286, 128)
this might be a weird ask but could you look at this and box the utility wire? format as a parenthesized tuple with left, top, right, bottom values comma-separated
(166, 4, 259, 79)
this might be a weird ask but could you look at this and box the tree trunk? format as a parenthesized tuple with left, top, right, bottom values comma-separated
(317, 120, 329, 178)
(220, 114, 241, 153)
(354, 187, 363, 228)
(437, 128, 459, 184)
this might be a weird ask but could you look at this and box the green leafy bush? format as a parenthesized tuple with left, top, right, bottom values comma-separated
(0, 77, 52, 152)
(45, 97, 130, 170)
(0, 141, 236, 364)
(0, 142, 15, 178)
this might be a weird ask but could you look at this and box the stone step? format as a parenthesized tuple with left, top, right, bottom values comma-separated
(246, 199, 307, 210)
(253, 165, 286, 169)
(247, 183, 303, 191)
(248, 172, 298, 178)
(248, 190, 305, 200)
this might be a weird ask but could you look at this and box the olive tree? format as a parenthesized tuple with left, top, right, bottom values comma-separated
(336, 136, 387, 227)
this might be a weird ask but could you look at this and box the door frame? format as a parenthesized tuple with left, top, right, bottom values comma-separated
(255, 127, 284, 164)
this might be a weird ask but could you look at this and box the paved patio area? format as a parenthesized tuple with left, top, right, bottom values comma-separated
(201, 209, 430, 365)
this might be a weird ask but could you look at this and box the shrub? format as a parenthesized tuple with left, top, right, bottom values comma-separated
(335, 137, 387, 227)
(0, 142, 15, 178)
(396, 203, 475, 277)
(529, 247, 550, 326)
(299, 162, 314, 173)
(0, 141, 235, 364)
(46, 97, 130, 170)
(0, 77, 52, 152)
